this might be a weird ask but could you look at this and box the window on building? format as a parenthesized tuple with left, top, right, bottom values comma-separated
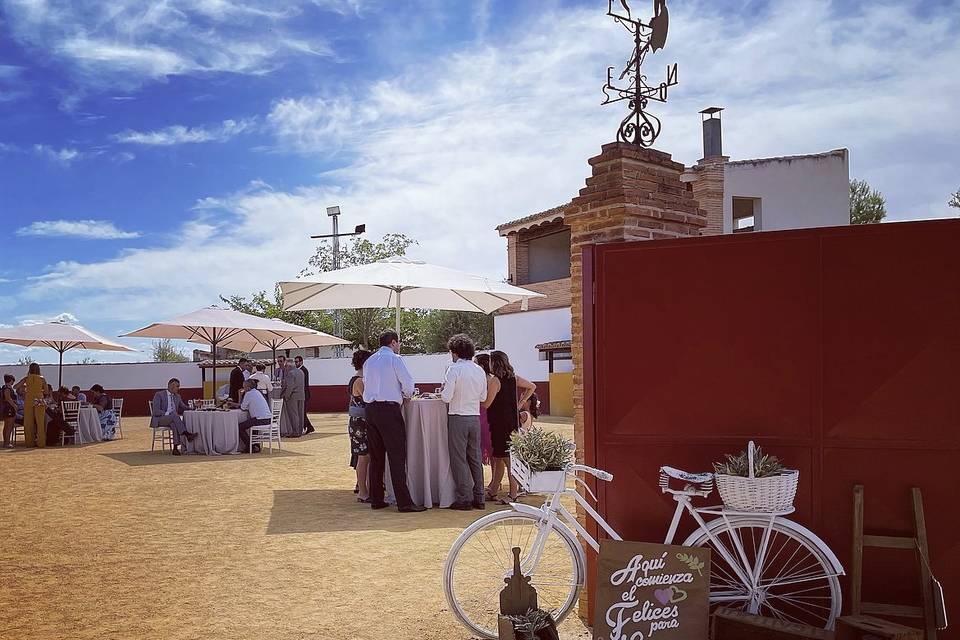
(527, 229, 572, 283)
(733, 197, 761, 233)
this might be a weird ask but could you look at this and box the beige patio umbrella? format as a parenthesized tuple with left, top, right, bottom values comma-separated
(121, 305, 333, 395)
(198, 318, 349, 375)
(0, 320, 136, 387)
(279, 257, 545, 334)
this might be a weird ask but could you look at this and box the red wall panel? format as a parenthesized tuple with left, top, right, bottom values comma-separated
(585, 219, 960, 626)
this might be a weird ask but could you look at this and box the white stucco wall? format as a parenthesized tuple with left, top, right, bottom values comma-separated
(0, 353, 456, 391)
(723, 149, 850, 233)
(494, 307, 572, 382)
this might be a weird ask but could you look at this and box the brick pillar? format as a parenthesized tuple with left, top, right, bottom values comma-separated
(566, 142, 706, 617)
(690, 155, 728, 236)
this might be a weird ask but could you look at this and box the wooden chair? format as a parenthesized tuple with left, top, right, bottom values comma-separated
(249, 400, 283, 453)
(60, 400, 81, 446)
(147, 400, 173, 453)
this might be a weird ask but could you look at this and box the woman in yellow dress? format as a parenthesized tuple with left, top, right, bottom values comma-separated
(15, 363, 47, 448)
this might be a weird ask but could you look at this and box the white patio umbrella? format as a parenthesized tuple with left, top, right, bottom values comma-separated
(278, 256, 545, 334)
(121, 305, 331, 395)
(199, 318, 349, 375)
(0, 320, 136, 387)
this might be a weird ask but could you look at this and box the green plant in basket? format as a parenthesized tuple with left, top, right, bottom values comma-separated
(713, 445, 785, 478)
(509, 428, 573, 473)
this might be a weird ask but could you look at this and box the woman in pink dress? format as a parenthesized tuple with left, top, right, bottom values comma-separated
(474, 354, 500, 475)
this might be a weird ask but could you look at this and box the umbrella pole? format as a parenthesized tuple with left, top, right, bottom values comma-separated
(395, 289, 401, 336)
(211, 332, 217, 402)
(58, 347, 64, 389)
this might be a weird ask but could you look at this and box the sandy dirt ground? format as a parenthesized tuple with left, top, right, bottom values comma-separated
(0, 414, 592, 640)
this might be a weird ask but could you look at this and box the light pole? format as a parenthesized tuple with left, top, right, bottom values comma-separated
(311, 206, 365, 357)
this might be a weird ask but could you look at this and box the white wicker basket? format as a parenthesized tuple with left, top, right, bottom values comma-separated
(510, 455, 567, 494)
(715, 441, 799, 512)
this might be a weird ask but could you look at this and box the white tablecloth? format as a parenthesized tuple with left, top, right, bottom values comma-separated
(184, 409, 246, 455)
(385, 399, 456, 509)
(77, 407, 103, 444)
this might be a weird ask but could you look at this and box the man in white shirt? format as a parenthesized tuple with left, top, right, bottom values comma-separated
(362, 330, 425, 512)
(228, 378, 272, 453)
(249, 364, 272, 397)
(441, 334, 488, 510)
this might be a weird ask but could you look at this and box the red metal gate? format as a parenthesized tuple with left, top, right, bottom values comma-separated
(583, 219, 960, 628)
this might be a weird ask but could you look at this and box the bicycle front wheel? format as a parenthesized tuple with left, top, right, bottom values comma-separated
(443, 510, 584, 639)
(684, 516, 842, 629)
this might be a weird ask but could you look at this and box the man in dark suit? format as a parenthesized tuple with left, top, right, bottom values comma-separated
(294, 355, 315, 434)
(229, 358, 248, 403)
(150, 378, 194, 455)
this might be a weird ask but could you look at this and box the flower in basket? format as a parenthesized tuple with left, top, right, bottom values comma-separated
(506, 608, 560, 640)
(509, 427, 573, 473)
(713, 445, 785, 478)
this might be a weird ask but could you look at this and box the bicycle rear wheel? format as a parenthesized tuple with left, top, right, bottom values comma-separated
(443, 510, 584, 639)
(684, 516, 842, 629)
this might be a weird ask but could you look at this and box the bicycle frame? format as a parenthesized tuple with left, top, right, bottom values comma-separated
(517, 480, 840, 611)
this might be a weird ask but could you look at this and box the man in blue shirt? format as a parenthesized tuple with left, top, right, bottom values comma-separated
(362, 330, 425, 512)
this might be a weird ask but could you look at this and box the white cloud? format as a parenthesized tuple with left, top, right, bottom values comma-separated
(32, 144, 84, 165)
(0, 0, 336, 88)
(16, 219, 141, 240)
(10, 0, 960, 336)
(112, 118, 256, 146)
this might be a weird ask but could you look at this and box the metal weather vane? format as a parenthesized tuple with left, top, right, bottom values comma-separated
(602, 0, 678, 147)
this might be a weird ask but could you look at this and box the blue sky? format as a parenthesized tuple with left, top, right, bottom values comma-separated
(1, 0, 958, 364)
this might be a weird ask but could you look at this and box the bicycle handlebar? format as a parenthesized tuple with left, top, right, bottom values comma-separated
(570, 464, 613, 482)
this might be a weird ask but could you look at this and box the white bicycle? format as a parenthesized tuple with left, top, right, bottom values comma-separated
(443, 458, 844, 639)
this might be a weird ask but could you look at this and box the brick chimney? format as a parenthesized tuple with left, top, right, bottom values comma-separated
(689, 107, 728, 236)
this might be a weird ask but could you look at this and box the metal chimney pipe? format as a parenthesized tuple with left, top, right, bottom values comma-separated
(699, 107, 724, 158)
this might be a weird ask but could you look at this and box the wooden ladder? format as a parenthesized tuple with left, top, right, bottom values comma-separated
(848, 484, 938, 639)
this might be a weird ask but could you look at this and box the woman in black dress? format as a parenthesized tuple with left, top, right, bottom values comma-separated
(348, 349, 373, 502)
(485, 350, 536, 503)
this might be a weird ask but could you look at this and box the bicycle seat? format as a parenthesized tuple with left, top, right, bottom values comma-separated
(660, 466, 713, 484)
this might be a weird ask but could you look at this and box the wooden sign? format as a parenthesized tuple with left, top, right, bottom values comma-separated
(593, 540, 711, 640)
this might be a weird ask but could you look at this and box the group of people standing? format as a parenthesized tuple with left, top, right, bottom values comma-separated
(345, 329, 536, 512)
(229, 356, 314, 439)
(1, 362, 117, 448)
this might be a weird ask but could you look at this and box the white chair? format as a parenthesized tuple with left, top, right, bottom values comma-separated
(249, 399, 283, 453)
(11, 421, 24, 445)
(61, 400, 81, 446)
(111, 397, 124, 439)
(148, 400, 173, 453)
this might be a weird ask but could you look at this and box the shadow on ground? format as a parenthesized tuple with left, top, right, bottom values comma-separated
(102, 448, 311, 466)
(267, 489, 512, 535)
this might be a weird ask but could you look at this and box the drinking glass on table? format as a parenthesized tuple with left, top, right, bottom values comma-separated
(413, 387, 420, 398)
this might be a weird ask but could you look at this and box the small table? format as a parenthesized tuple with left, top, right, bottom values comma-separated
(385, 398, 456, 508)
(183, 409, 246, 455)
(77, 406, 104, 444)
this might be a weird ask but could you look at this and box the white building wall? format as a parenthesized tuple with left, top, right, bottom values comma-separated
(723, 150, 850, 233)
(494, 307, 572, 382)
(0, 354, 455, 391)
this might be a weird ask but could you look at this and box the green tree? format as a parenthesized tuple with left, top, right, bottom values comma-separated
(849, 179, 887, 224)
(220, 286, 334, 335)
(77, 356, 98, 365)
(151, 338, 189, 363)
(421, 310, 495, 354)
(16, 356, 34, 365)
(949, 188, 959, 210)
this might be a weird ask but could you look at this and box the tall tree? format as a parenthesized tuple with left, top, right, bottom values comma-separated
(422, 310, 495, 354)
(151, 338, 189, 363)
(849, 179, 887, 224)
(949, 188, 959, 210)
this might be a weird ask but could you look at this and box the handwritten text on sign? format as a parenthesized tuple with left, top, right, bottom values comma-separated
(593, 541, 711, 640)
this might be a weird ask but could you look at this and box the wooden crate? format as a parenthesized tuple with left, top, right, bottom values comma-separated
(712, 608, 834, 640)
(836, 615, 923, 640)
